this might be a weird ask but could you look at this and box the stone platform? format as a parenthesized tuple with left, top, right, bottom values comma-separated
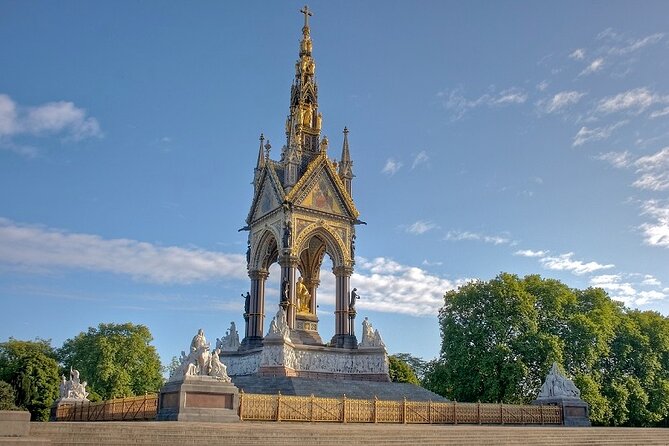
(30, 422, 669, 446)
(230, 376, 447, 401)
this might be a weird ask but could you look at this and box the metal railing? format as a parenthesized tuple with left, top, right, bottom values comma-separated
(238, 392, 563, 425)
(54, 394, 158, 422)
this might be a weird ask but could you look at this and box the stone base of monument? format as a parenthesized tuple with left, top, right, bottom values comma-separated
(532, 397, 591, 427)
(157, 376, 240, 423)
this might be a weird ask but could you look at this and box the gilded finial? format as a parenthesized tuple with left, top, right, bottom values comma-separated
(343, 126, 349, 135)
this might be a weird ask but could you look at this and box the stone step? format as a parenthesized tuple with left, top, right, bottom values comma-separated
(30, 422, 669, 446)
(230, 376, 447, 401)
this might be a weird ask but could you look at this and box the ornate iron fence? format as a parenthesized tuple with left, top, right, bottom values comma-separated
(238, 392, 563, 425)
(54, 394, 158, 421)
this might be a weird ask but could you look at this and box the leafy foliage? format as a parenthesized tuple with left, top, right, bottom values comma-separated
(388, 355, 420, 385)
(392, 353, 428, 381)
(58, 323, 164, 400)
(424, 273, 669, 426)
(0, 339, 60, 420)
(0, 380, 18, 410)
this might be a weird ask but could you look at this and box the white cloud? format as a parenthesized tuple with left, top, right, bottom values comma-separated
(0, 218, 247, 283)
(411, 151, 429, 169)
(437, 86, 527, 120)
(650, 107, 669, 119)
(538, 91, 586, 114)
(514, 249, 548, 258)
(492, 88, 528, 105)
(382, 158, 402, 175)
(595, 88, 669, 115)
(540, 252, 614, 275)
(579, 58, 604, 76)
(0, 94, 102, 153)
(596, 151, 632, 168)
(445, 230, 513, 245)
(573, 121, 627, 147)
(632, 147, 669, 191)
(642, 275, 661, 286)
(640, 200, 669, 248)
(608, 33, 665, 55)
(569, 48, 586, 60)
(406, 220, 438, 235)
(421, 259, 443, 267)
(537, 80, 550, 91)
(344, 257, 459, 316)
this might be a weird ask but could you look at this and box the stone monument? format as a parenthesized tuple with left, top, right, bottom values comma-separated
(50, 367, 90, 420)
(532, 362, 590, 426)
(218, 5, 389, 384)
(157, 329, 240, 422)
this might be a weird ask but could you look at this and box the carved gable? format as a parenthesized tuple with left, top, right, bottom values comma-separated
(248, 169, 284, 224)
(286, 154, 359, 220)
(299, 171, 345, 215)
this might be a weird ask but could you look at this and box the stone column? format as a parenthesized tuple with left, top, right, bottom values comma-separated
(243, 269, 268, 349)
(279, 256, 298, 329)
(331, 265, 356, 348)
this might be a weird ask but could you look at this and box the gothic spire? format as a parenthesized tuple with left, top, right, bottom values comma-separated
(284, 5, 321, 161)
(338, 127, 353, 195)
(254, 133, 265, 188)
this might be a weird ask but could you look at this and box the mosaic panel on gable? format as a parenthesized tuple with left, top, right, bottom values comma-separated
(300, 174, 344, 216)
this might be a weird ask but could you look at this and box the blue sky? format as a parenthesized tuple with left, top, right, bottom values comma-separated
(1, 1, 669, 365)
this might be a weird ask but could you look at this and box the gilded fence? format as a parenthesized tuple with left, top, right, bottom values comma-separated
(238, 393, 563, 425)
(54, 394, 158, 421)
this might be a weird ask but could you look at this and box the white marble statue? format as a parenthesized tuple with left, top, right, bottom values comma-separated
(59, 367, 90, 401)
(359, 317, 386, 348)
(216, 321, 241, 352)
(537, 362, 581, 399)
(168, 329, 232, 382)
(266, 306, 291, 342)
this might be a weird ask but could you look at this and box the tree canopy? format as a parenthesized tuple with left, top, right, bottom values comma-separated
(424, 273, 669, 427)
(388, 355, 420, 385)
(58, 322, 164, 400)
(0, 339, 60, 420)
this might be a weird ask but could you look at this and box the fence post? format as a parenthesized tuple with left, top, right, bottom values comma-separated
(310, 394, 314, 422)
(238, 391, 244, 421)
(276, 391, 282, 422)
(373, 397, 378, 423)
(500, 403, 504, 425)
(342, 394, 347, 424)
(122, 397, 126, 421)
(402, 397, 407, 424)
(453, 401, 457, 425)
(428, 400, 432, 424)
(540, 404, 544, 425)
(477, 401, 481, 425)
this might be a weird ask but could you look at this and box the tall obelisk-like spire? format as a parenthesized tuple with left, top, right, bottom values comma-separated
(283, 5, 323, 189)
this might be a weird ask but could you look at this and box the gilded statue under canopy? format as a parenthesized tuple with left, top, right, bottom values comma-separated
(296, 276, 312, 313)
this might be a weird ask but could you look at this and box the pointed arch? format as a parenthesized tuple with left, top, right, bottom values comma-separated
(294, 222, 346, 268)
(251, 228, 280, 271)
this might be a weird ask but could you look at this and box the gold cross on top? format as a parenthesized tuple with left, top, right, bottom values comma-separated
(300, 5, 312, 28)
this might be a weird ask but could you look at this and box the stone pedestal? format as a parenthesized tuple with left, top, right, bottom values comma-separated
(532, 397, 590, 427)
(0, 411, 30, 437)
(157, 376, 240, 423)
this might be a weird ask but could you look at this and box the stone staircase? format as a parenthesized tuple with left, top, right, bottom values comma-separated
(230, 376, 448, 401)
(29, 422, 669, 445)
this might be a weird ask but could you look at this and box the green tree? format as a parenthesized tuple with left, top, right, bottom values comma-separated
(58, 323, 164, 400)
(392, 353, 428, 381)
(0, 380, 18, 410)
(388, 355, 420, 384)
(0, 339, 60, 420)
(424, 273, 669, 427)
